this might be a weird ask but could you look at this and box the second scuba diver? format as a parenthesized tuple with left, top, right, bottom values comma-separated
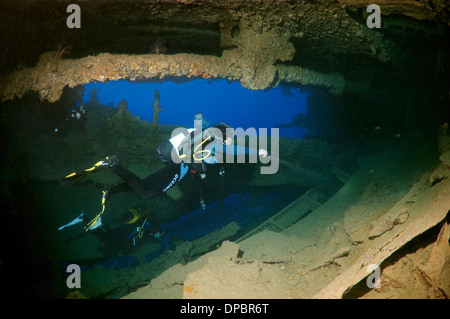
(93, 206, 163, 256)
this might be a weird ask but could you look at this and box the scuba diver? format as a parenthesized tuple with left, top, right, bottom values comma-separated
(58, 206, 164, 256)
(100, 206, 163, 255)
(120, 206, 163, 247)
(59, 121, 269, 231)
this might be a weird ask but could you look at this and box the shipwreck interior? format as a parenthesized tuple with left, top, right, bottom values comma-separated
(0, 0, 449, 299)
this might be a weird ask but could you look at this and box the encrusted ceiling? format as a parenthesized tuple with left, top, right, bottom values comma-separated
(0, 0, 448, 102)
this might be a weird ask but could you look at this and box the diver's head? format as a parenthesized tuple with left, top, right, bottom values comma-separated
(121, 206, 148, 224)
(212, 122, 233, 145)
(121, 211, 134, 224)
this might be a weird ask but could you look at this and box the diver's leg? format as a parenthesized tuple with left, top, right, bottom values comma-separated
(85, 163, 184, 231)
(140, 163, 181, 197)
(111, 165, 149, 196)
(111, 163, 181, 199)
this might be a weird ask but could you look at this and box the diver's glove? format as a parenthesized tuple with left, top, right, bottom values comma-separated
(258, 149, 269, 157)
(154, 232, 162, 238)
(200, 199, 206, 210)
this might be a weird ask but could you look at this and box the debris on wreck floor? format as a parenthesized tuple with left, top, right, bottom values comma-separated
(120, 129, 450, 299)
(345, 219, 450, 299)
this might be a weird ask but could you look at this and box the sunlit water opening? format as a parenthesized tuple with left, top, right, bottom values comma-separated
(82, 79, 311, 138)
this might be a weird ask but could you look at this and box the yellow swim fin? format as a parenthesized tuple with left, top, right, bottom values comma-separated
(58, 157, 118, 188)
(58, 170, 90, 187)
(85, 185, 111, 231)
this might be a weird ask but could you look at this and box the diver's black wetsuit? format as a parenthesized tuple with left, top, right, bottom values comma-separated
(104, 135, 258, 200)
(109, 162, 190, 199)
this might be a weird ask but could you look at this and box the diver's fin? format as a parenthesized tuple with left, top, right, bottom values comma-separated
(57, 212, 85, 231)
(58, 156, 119, 188)
(85, 185, 112, 231)
(58, 170, 90, 188)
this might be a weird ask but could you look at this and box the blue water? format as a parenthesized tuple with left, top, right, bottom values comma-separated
(161, 190, 291, 242)
(82, 79, 310, 138)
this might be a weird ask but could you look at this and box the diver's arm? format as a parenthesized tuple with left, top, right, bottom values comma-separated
(225, 144, 257, 155)
(224, 144, 268, 157)
(203, 142, 269, 165)
(208, 143, 267, 159)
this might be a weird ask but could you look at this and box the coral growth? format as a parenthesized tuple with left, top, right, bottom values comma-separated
(57, 44, 72, 58)
(152, 89, 162, 129)
(106, 99, 147, 138)
(65, 291, 88, 299)
(150, 37, 167, 55)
